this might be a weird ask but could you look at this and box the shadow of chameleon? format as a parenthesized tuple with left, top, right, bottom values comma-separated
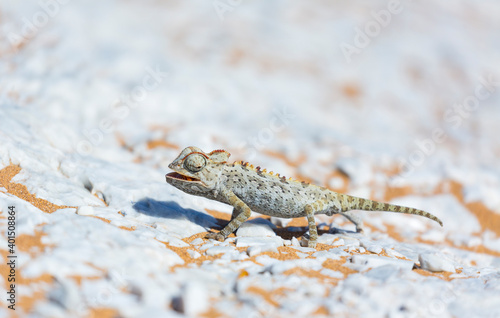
(132, 198, 220, 229)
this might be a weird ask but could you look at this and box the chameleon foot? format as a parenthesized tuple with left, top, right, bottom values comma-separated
(205, 232, 226, 242)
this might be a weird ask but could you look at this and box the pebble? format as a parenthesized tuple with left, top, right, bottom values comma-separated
(349, 255, 414, 271)
(236, 236, 283, 248)
(236, 218, 276, 237)
(419, 252, 456, 272)
(190, 238, 205, 246)
(187, 249, 201, 259)
(155, 234, 189, 247)
(205, 246, 236, 256)
(179, 282, 209, 316)
(76, 206, 94, 216)
(360, 240, 383, 254)
(246, 244, 278, 256)
(317, 234, 337, 245)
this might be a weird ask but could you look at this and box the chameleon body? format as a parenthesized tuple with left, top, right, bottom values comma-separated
(166, 146, 443, 248)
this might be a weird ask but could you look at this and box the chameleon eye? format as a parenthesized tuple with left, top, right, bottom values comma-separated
(183, 154, 207, 172)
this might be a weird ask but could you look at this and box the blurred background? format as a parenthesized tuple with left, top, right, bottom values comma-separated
(1, 1, 500, 316)
(2, 0, 499, 171)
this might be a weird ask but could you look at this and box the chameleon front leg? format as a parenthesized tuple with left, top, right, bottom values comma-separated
(230, 207, 242, 221)
(206, 189, 251, 242)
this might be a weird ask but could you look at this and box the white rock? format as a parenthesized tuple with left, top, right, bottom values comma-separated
(419, 252, 455, 272)
(283, 239, 292, 246)
(247, 244, 278, 257)
(155, 234, 189, 247)
(236, 236, 283, 248)
(342, 237, 360, 247)
(268, 259, 322, 275)
(349, 255, 414, 271)
(291, 237, 300, 246)
(290, 246, 316, 253)
(236, 219, 276, 237)
(317, 234, 337, 245)
(205, 246, 236, 256)
(199, 242, 216, 251)
(246, 245, 262, 257)
(384, 248, 405, 259)
(332, 239, 345, 247)
(187, 249, 201, 259)
(360, 240, 383, 254)
(270, 217, 291, 227)
(180, 282, 209, 316)
(76, 206, 94, 216)
(190, 238, 205, 246)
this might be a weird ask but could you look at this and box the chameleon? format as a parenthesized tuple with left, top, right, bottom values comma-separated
(165, 146, 443, 248)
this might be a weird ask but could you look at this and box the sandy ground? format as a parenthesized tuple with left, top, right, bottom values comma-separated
(1, 1, 500, 317)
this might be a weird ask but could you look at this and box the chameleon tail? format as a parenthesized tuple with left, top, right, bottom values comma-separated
(339, 194, 443, 226)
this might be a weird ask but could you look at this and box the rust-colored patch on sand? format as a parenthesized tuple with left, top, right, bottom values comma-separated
(0, 165, 73, 213)
(245, 286, 293, 308)
(341, 83, 362, 99)
(0, 246, 54, 316)
(16, 230, 51, 256)
(322, 257, 357, 277)
(324, 169, 350, 193)
(412, 267, 457, 281)
(262, 150, 307, 168)
(147, 139, 179, 150)
(88, 308, 120, 318)
(199, 307, 225, 318)
(436, 180, 500, 241)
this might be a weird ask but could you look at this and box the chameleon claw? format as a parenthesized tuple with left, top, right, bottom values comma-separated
(205, 232, 226, 242)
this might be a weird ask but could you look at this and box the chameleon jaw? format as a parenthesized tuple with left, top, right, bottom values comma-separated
(165, 172, 204, 185)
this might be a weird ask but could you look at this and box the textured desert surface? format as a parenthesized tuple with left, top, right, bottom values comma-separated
(1, 1, 500, 317)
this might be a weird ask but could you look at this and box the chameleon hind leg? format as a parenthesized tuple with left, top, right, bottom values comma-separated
(340, 211, 364, 233)
(305, 203, 323, 248)
(206, 189, 251, 241)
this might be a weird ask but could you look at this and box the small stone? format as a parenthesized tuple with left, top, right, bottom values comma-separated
(236, 219, 276, 237)
(247, 245, 262, 257)
(236, 236, 283, 248)
(317, 234, 337, 245)
(190, 238, 205, 246)
(291, 237, 300, 246)
(349, 255, 414, 271)
(419, 252, 455, 272)
(205, 246, 235, 256)
(76, 206, 94, 216)
(332, 239, 345, 247)
(270, 217, 291, 227)
(179, 282, 209, 316)
(247, 244, 278, 256)
(360, 240, 383, 254)
(187, 249, 201, 259)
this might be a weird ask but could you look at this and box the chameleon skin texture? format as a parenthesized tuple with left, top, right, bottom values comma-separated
(166, 146, 443, 248)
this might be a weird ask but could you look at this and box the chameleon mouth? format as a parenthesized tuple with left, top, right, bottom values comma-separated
(165, 172, 201, 183)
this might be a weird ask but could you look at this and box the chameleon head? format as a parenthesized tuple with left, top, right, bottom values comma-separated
(166, 146, 230, 193)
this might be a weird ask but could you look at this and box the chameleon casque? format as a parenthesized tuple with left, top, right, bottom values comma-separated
(166, 146, 443, 248)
